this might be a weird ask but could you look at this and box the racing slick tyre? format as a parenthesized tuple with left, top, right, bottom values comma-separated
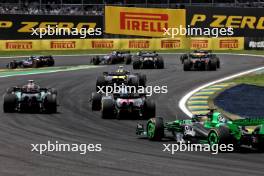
(207, 60, 217, 71)
(208, 126, 237, 150)
(183, 59, 191, 71)
(129, 77, 139, 87)
(253, 126, 264, 152)
(45, 94, 57, 113)
(47, 58, 55, 66)
(101, 99, 115, 119)
(143, 99, 156, 119)
(156, 57, 164, 69)
(32, 60, 40, 68)
(6, 87, 15, 94)
(3, 94, 17, 113)
(8, 62, 17, 69)
(138, 74, 147, 87)
(96, 76, 106, 92)
(91, 92, 102, 111)
(147, 117, 164, 141)
(133, 60, 141, 69)
(49, 88, 58, 95)
(91, 56, 100, 65)
(124, 56, 132, 65)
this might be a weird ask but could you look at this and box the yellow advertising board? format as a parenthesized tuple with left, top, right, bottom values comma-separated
(105, 6, 186, 37)
(213, 37, 244, 50)
(0, 37, 244, 51)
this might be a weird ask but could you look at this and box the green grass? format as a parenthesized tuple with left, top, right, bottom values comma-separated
(231, 73, 264, 86)
(0, 49, 263, 57)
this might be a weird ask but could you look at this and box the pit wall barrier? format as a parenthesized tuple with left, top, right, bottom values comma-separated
(0, 37, 244, 51)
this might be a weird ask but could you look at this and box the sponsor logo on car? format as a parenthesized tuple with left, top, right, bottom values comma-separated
(191, 40, 208, 48)
(91, 41, 114, 48)
(129, 40, 150, 48)
(161, 40, 181, 48)
(219, 39, 238, 48)
(50, 41, 76, 49)
(5, 42, 32, 49)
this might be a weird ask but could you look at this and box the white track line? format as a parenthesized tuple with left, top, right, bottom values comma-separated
(179, 54, 264, 118)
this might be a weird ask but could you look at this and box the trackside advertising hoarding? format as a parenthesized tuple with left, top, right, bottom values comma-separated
(105, 6, 186, 37)
(0, 14, 104, 39)
(186, 6, 264, 37)
(244, 38, 264, 50)
(0, 37, 244, 51)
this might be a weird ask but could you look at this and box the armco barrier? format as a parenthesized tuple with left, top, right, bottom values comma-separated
(0, 37, 244, 51)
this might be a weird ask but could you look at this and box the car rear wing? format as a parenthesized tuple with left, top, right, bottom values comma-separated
(233, 118, 264, 126)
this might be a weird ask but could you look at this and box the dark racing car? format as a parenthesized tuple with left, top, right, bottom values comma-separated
(96, 66, 147, 92)
(90, 51, 132, 65)
(7, 55, 55, 69)
(132, 51, 164, 69)
(91, 89, 155, 120)
(136, 109, 264, 152)
(180, 50, 220, 71)
(3, 80, 58, 113)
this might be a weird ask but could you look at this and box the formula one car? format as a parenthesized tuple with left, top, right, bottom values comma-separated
(90, 51, 132, 65)
(91, 90, 155, 119)
(3, 80, 57, 113)
(180, 50, 220, 71)
(7, 56, 55, 69)
(136, 109, 264, 151)
(96, 66, 146, 92)
(133, 51, 164, 69)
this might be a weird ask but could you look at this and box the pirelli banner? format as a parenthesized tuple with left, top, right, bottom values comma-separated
(189, 37, 244, 50)
(0, 37, 243, 51)
(0, 14, 103, 39)
(105, 6, 185, 37)
(187, 6, 264, 37)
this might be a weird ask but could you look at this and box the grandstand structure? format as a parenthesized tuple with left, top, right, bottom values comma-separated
(0, 0, 263, 15)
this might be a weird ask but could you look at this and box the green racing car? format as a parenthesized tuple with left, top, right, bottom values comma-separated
(136, 109, 264, 151)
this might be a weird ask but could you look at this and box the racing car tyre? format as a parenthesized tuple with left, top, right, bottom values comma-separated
(183, 59, 191, 71)
(48, 58, 55, 66)
(50, 88, 57, 95)
(143, 99, 156, 119)
(129, 77, 139, 87)
(45, 94, 57, 113)
(207, 60, 217, 71)
(147, 117, 164, 141)
(92, 56, 100, 65)
(156, 58, 164, 69)
(133, 60, 141, 69)
(138, 74, 147, 87)
(8, 62, 17, 69)
(253, 126, 264, 152)
(96, 76, 106, 92)
(32, 60, 39, 68)
(3, 94, 17, 113)
(208, 126, 237, 147)
(124, 56, 132, 65)
(101, 99, 115, 119)
(6, 87, 15, 94)
(91, 92, 102, 111)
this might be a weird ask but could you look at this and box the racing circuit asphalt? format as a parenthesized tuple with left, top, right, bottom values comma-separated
(0, 54, 264, 176)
